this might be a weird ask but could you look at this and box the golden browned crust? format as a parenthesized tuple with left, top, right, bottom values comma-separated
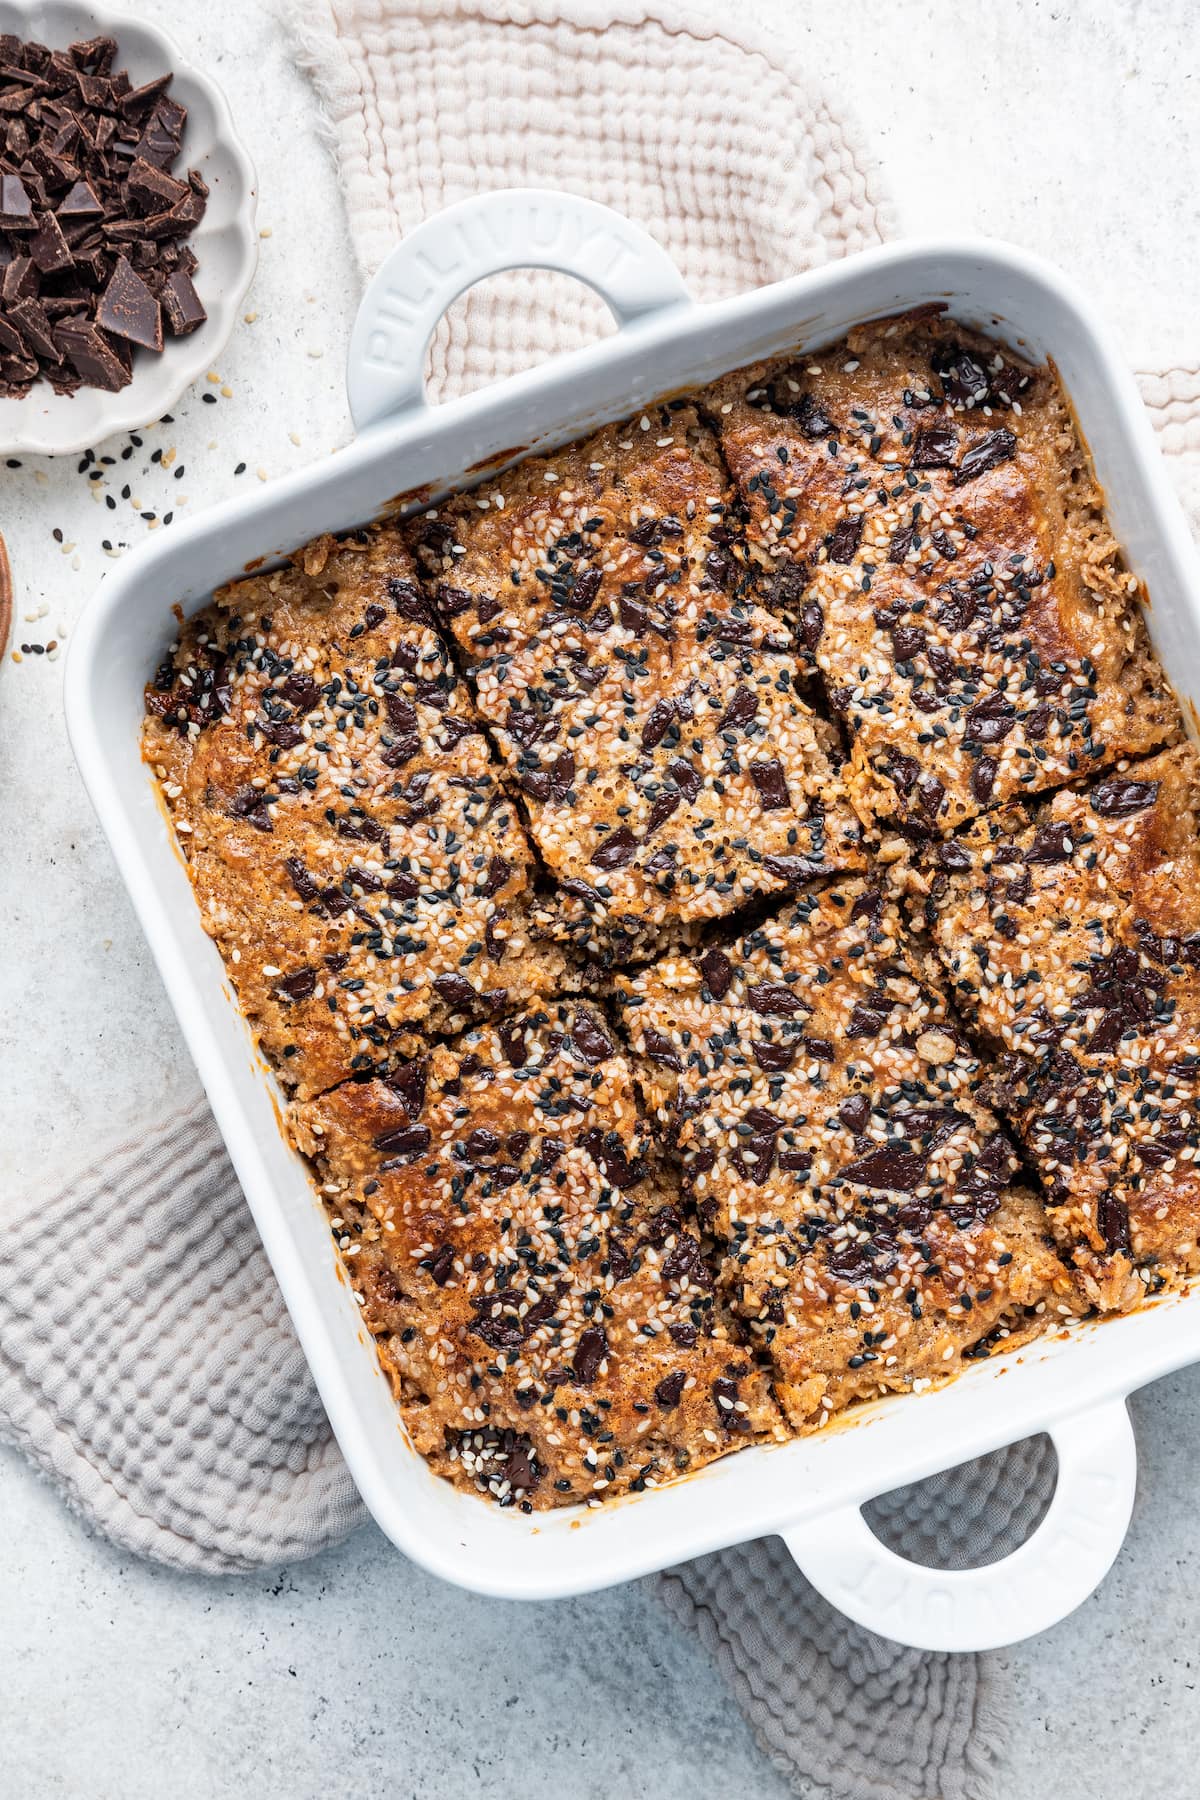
(292, 1000, 784, 1508)
(913, 742, 1200, 1308)
(409, 405, 866, 962)
(616, 878, 1076, 1430)
(142, 527, 575, 1098)
(140, 312, 1198, 1513)
(706, 314, 1178, 836)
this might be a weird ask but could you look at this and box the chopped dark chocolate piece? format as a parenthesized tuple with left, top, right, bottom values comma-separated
(10, 295, 61, 360)
(162, 269, 206, 335)
(0, 173, 33, 228)
(97, 254, 162, 351)
(0, 33, 206, 394)
(56, 178, 102, 217)
(55, 316, 132, 388)
(29, 210, 72, 272)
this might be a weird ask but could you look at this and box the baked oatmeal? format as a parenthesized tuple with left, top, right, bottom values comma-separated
(143, 527, 575, 1099)
(616, 877, 1074, 1429)
(913, 741, 1200, 1310)
(410, 405, 866, 962)
(292, 1000, 783, 1507)
(707, 313, 1177, 836)
(141, 309, 1192, 1512)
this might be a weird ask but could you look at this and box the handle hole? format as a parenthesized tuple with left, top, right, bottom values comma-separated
(862, 1434, 1057, 1571)
(422, 269, 617, 404)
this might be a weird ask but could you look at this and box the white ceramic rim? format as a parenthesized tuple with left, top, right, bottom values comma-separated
(64, 193, 1200, 1652)
(0, 0, 258, 455)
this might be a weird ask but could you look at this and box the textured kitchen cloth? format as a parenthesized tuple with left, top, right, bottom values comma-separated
(6, 4, 1200, 1800)
(4, 1101, 1041, 1800)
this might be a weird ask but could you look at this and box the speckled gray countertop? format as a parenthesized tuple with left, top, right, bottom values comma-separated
(3, 1, 1200, 1793)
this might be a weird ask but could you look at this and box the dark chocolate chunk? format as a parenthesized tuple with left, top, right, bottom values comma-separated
(717, 685, 759, 733)
(284, 857, 320, 903)
(839, 1094, 870, 1134)
(1089, 777, 1160, 820)
(54, 317, 131, 390)
(580, 1128, 646, 1191)
(278, 966, 316, 1001)
(372, 1122, 432, 1162)
(840, 1147, 925, 1191)
(642, 1026, 682, 1070)
(421, 1244, 455, 1287)
(591, 825, 637, 870)
(29, 211, 73, 274)
(797, 599, 824, 651)
(572, 1327, 607, 1384)
(644, 790, 681, 836)
(827, 515, 864, 563)
(712, 1376, 747, 1431)
(954, 428, 1017, 485)
(641, 697, 675, 750)
(10, 296, 60, 360)
(933, 345, 990, 407)
(1097, 1193, 1132, 1254)
(750, 757, 791, 811)
(765, 557, 810, 616)
(388, 1058, 428, 1118)
(654, 1370, 686, 1409)
(569, 1008, 614, 1066)
(97, 249, 168, 350)
(915, 772, 945, 822)
(668, 757, 701, 802)
(699, 947, 733, 1001)
(432, 972, 478, 1010)
(891, 625, 926, 662)
(0, 173, 33, 228)
(964, 690, 1016, 745)
(746, 981, 807, 1016)
(910, 425, 958, 468)
(763, 854, 829, 886)
(160, 269, 205, 335)
(847, 999, 892, 1037)
(1025, 820, 1074, 865)
(971, 756, 997, 803)
(521, 749, 575, 803)
(462, 1127, 501, 1162)
(662, 1231, 712, 1289)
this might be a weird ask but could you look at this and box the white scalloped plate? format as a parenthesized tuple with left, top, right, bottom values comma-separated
(0, 0, 257, 455)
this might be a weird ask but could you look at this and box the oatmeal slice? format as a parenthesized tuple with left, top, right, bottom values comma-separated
(410, 403, 865, 963)
(617, 877, 1073, 1430)
(143, 527, 574, 1098)
(292, 1000, 783, 1508)
(707, 313, 1176, 835)
(914, 741, 1200, 1309)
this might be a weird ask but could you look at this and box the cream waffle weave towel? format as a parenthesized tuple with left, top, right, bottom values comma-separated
(6, 5, 1200, 1800)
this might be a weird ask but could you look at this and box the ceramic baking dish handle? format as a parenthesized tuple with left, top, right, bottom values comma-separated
(345, 188, 692, 430)
(781, 1400, 1137, 1652)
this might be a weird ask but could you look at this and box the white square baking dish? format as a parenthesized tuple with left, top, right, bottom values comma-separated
(65, 190, 1200, 1653)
